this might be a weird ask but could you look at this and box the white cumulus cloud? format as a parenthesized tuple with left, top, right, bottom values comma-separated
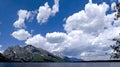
(11, 29, 31, 40)
(46, 32, 67, 43)
(111, 2, 116, 10)
(64, 2, 109, 35)
(62, 0, 120, 60)
(51, 0, 59, 16)
(119, 0, 120, 2)
(25, 34, 47, 49)
(37, 0, 59, 24)
(62, 30, 96, 58)
(25, 33, 67, 53)
(13, 9, 36, 28)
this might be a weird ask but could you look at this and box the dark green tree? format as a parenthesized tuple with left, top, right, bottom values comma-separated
(114, 3, 120, 20)
(110, 3, 120, 59)
(110, 37, 120, 59)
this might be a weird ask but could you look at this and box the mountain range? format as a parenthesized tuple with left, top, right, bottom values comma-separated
(0, 45, 83, 62)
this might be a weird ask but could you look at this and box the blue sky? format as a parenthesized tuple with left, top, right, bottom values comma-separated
(0, 0, 120, 60)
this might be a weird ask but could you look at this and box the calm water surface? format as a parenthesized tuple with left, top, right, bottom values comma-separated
(0, 62, 120, 67)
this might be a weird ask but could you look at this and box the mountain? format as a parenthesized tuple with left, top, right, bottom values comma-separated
(3, 45, 64, 62)
(0, 53, 10, 62)
(53, 51, 83, 62)
(63, 57, 83, 62)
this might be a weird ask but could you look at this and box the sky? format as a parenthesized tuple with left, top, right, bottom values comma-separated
(0, 0, 120, 60)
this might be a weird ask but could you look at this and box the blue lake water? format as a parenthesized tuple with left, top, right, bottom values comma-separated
(0, 62, 120, 67)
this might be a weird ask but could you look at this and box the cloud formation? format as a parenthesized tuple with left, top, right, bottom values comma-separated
(119, 0, 120, 2)
(64, 2, 109, 35)
(11, 29, 31, 40)
(12, 0, 59, 40)
(111, 2, 116, 10)
(46, 32, 67, 43)
(37, 0, 59, 24)
(25, 34, 46, 47)
(12, 0, 59, 42)
(13, 9, 29, 28)
(25, 32, 67, 52)
(62, 0, 120, 60)
(13, 0, 59, 26)
(13, 9, 36, 28)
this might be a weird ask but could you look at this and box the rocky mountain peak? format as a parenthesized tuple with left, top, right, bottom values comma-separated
(3, 45, 64, 62)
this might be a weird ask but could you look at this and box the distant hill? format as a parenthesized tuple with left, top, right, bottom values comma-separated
(63, 57, 83, 62)
(3, 45, 64, 62)
(53, 52, 83, 62)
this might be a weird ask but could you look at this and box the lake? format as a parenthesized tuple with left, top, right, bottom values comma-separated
(0, 62, 120, 67)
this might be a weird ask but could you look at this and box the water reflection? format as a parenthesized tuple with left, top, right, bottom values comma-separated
(0, 62, 120, 67)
